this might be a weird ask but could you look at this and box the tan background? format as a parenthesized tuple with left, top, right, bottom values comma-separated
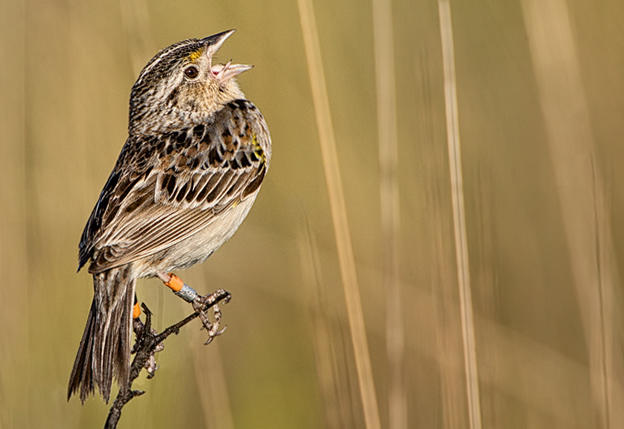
(1, 0, 623, 428)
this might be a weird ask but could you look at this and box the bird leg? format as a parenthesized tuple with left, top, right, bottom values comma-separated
(132, 299, 163, 378)
(159, 272, 229, 344)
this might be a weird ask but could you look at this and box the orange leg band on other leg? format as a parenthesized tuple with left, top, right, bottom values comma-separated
(164, 273, 184, 292)
(132, 302, 141, 319)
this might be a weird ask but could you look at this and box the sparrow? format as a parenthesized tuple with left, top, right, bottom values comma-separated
(68, 29, 271, 403)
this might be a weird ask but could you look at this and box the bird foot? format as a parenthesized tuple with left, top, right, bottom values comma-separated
(132, 310, 164, 378)
(143, 336, 165, 378)
(192, 289, 231, 344)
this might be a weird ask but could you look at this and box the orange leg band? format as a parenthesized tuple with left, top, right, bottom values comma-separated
(165, 273, 185, 292)
(161, 272, 199, 302)
(132, 302, 141, 319)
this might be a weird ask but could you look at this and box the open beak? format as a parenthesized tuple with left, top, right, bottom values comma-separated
(202, 29, 236, 58)
(202, 29, 252, 80)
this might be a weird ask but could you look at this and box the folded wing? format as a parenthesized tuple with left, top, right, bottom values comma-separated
(78, 99, 270, 273)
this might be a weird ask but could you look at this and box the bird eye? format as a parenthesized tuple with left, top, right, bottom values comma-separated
(184, 65, 199, 79)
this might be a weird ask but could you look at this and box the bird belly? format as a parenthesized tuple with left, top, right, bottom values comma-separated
(137, 195, 258, 277)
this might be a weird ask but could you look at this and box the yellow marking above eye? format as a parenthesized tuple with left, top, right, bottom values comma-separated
(187, 48, 203, 62)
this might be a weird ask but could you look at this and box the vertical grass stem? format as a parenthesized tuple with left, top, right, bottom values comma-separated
(437, 2, 483, 428)
(297, 1, 382, 428)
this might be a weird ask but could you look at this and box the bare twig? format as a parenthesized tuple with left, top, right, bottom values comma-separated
(104, 289, 231, 429)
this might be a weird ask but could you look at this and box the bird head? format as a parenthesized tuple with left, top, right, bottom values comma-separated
(128, 30, 251, 135)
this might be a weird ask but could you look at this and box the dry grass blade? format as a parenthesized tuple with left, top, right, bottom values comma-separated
(437, 1, 483, 428)
(371, 0, 406, 428)
(299, 225, 359, 429)
(296, 1, 382, 428)
(190, 273, 235, 429)
(191, 341, 235, 429)
(521, 0, 624, 426)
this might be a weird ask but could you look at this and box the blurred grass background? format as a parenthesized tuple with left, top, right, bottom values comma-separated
(1, 0, 624, 428)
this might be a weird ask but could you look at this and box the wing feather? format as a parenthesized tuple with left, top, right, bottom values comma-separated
(79, 99, 270, 273)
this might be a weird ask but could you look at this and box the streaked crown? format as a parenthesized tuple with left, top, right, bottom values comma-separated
(128, 30, 252, 136)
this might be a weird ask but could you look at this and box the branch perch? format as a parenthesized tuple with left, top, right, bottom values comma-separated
(104, 289, 231, 429)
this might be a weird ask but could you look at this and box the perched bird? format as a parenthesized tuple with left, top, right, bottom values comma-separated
(68, 30, 271, 403)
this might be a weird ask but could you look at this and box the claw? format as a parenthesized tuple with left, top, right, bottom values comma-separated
(145, 354, 159, 378)
(132, 314, 164, 377)
(192, 290, 230, 344)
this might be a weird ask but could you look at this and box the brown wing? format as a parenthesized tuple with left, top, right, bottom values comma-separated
(79, 99, 270, 273)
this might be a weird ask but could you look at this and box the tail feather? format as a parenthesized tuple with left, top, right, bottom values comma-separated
(68, 265, 136, 403)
